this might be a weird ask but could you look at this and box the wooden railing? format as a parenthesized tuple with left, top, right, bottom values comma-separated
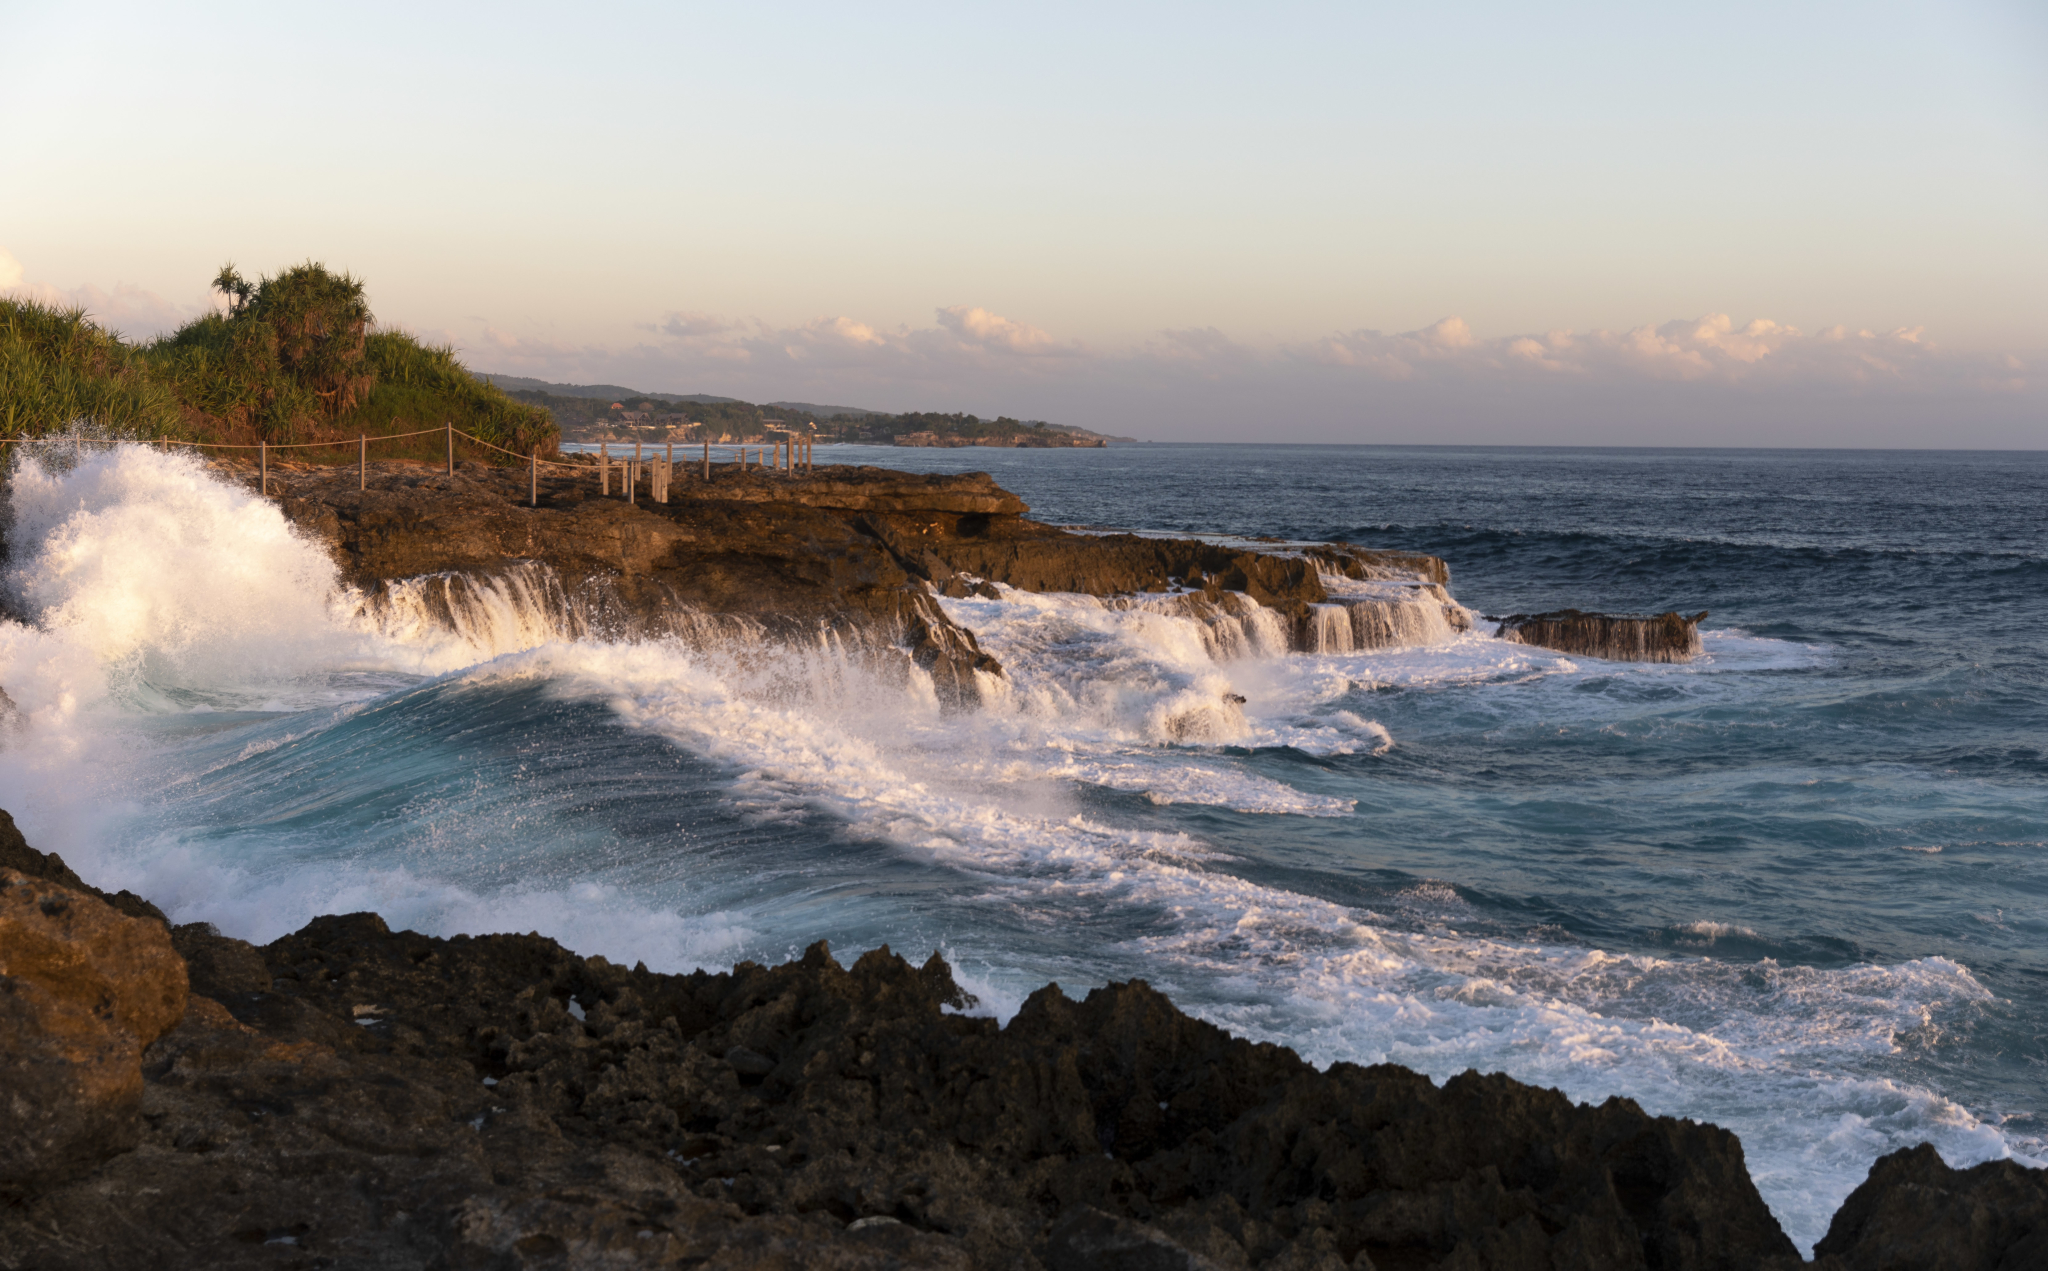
(3, 423, 821, 508)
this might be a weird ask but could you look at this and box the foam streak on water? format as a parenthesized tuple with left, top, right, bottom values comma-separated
(1, 443, 2042, 1255)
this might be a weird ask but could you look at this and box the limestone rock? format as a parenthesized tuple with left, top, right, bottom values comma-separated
(0, 871, 188, 1190)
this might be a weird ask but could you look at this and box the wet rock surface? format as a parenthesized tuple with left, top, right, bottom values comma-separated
(1493, 609, 1707, 663)
(250, 458, 1447, 707)
(0, 829, 2039, 1269)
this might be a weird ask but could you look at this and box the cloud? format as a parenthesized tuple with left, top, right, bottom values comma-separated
(654, 310, 735, 339)
(1294, 313, 1984, 390)
(0, 249, 206, 338)
(434, 301, 2042, 446)
(934, 306, 1073, 356)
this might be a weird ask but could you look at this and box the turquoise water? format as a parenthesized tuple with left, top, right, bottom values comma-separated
(2, 442, 2041, 1252)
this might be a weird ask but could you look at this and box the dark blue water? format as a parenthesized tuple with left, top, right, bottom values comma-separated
(7, 442, 2043, 1252)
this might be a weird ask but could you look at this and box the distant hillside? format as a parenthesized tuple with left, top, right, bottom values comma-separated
(766, 400, 887, 419)
(489, 375, 1135, 445)
(478, 374, 740, 406)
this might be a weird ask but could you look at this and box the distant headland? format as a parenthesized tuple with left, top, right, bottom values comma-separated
(481, 373, 1134, 448)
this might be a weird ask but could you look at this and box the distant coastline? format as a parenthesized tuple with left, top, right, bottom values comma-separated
(481, 372, 1137, 447)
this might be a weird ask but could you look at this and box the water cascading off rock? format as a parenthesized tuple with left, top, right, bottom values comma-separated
(1495, 608, 1709, 662)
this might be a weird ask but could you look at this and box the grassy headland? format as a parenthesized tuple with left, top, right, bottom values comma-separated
(1, 263, 555, 462)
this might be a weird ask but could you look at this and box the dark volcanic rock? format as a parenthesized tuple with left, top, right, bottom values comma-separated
(1495, 609, 1707, 663)
(1812, 1143, 2048, 1270)
(2, 899, 1804, 1269)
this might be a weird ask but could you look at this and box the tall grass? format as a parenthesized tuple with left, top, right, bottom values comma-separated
(0, 298, 185, 438)
(0, 262, 555, 459)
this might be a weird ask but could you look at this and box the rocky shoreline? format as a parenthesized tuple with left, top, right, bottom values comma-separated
(6, 455, 2043, 1268)
(247, 455, 1461, 704)
(4, 811, 2042, 1270)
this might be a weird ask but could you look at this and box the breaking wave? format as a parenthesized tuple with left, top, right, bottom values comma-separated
(0, 444, 2039, 1255)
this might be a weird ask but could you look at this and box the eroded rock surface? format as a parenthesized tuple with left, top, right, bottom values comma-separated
(245, 458, 1448, 707)
(1812, 1144, 2048, 1271)
(3, 814, 2039, 1269)
(4, 898, 1803, 1269)
(0, 870, 187, 1192)
(1495, 609, 1707, 663)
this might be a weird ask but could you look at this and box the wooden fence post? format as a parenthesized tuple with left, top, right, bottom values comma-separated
(445, 421, 453, 477)
(663, 442, 672, 503)
(702, 440, 709, 480)
(631, 440, 641, 505)
(600, 442, 609, 496)
(260, 440, 267, 495)
(530, 448, 538, 506)
(359, 434, 366, 492)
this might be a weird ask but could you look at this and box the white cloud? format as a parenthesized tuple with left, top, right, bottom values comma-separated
(0, 250, 204, 338)
(654, 310, 735, 339)
(435, 302, 2043, 445)
(934, 305, 1072, 356)
(1289, 312, 1987, 390)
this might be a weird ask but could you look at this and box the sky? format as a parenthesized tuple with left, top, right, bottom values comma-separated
(3, 1, 2045, 445)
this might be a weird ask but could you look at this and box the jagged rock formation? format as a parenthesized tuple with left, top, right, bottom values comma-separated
(1812, 1144, 2048, 1270)
(1495, 609, 1708, 663)
(1, 820, 2041, 1269)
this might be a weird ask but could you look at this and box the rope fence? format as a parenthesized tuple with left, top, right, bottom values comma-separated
(2, 422, 822, 508)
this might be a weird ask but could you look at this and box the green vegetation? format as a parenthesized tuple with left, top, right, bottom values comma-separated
(1, 262, 555, 459)
(0, 298, 184, 437)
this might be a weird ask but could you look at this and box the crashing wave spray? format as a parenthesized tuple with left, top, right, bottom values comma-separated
(354, 563, 584, 661)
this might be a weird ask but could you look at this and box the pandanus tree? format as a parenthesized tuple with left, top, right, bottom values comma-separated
(153, 261, 377, 440)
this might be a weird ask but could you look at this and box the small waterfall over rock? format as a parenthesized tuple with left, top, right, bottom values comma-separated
(1303, 580, 1473, 654)
(1108, 591, 1294, 661)
(1495, 609, 1707, 662)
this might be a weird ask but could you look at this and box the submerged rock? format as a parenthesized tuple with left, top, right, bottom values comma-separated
(1495, 608, 1708, 663)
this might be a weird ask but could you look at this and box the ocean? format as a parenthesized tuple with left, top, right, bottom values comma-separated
(1, 441, 2041, 1254)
